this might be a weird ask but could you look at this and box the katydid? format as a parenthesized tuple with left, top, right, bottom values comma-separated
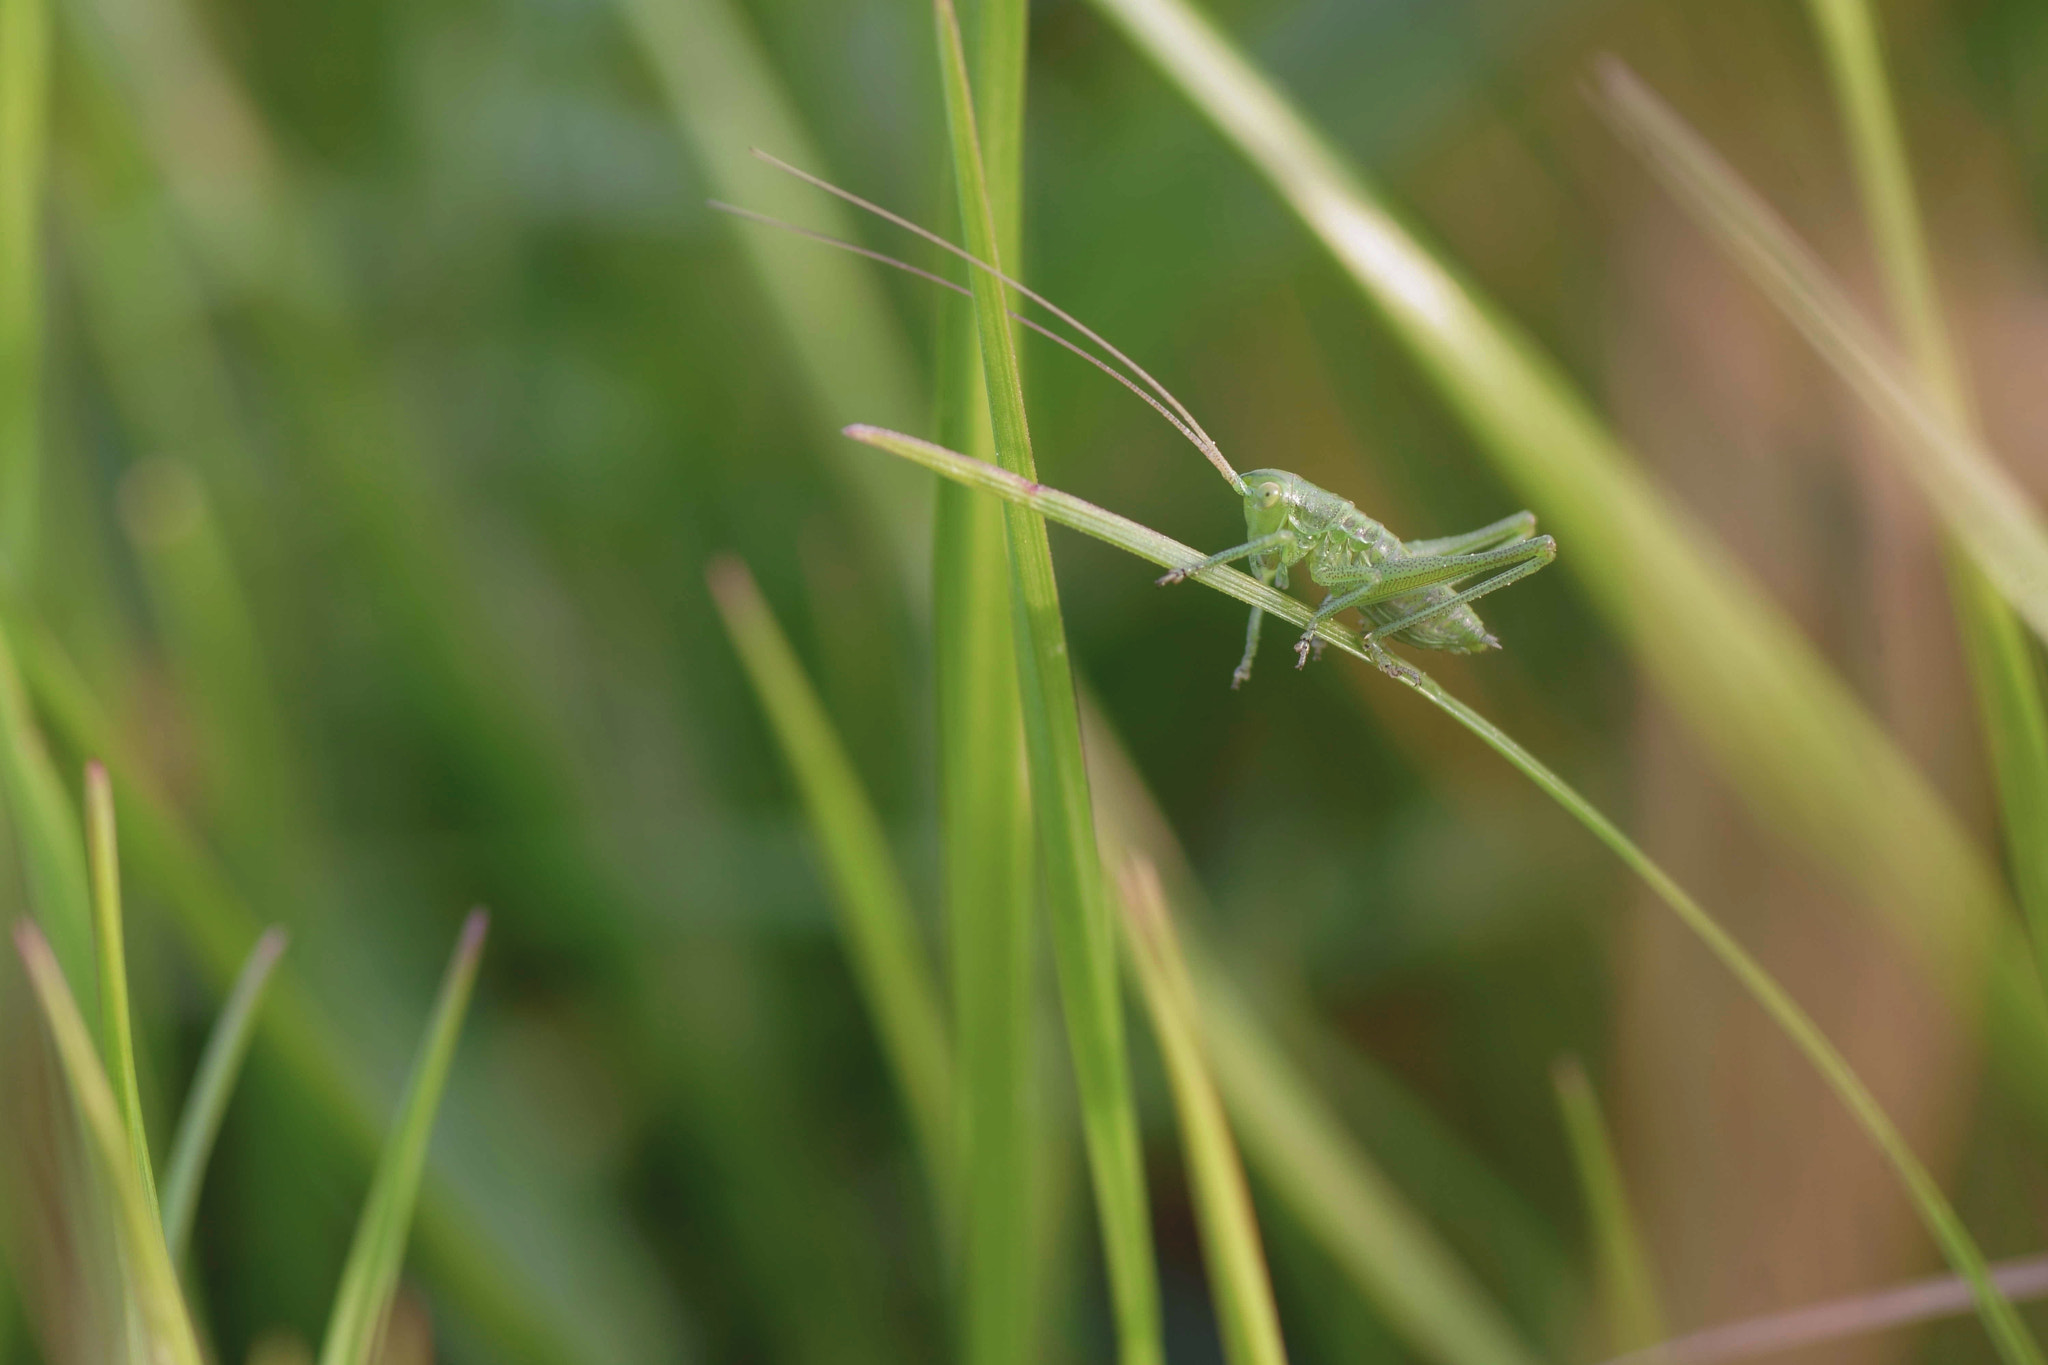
(716, 153, 1555, 687)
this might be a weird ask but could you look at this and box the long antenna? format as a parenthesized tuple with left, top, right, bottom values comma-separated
(710, 202, 1215, 461)
(749, 149, 1244, 492)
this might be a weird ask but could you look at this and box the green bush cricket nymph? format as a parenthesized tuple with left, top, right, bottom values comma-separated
(718, 153, 1555, 687)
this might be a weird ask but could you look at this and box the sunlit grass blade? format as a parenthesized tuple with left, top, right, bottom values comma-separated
(0, 621, 95, 1028)
(14, 920, 204, 1365)
(1603, 1253, 2048, 1365)
(1551, 1057, 1663, 1356)
(1596, 61, 2048, 647)
(1119, 858, 1289, 1365)
(160, 925, 287, 1262)
(0, 0, 46, 580)
(1075, 0, 2048, 1129)
(929, 3, 1162, 1360)
(318, 910, 488, 1365)
(85, 761, 158, 1222)
(1799, 0, 2048, 996)
(843, 422, 2043, 1364)
(614, 0, 928, 598)
(705, 555, 954, 1197)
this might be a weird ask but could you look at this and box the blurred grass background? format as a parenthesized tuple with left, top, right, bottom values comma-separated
(7, 0, 2048, 1361)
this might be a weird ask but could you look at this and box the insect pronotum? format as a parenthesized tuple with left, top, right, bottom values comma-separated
(716, 152, 1556, 688)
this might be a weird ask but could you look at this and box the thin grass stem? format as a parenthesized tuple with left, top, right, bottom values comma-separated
(844, 422, 2038, 1364)
(1551, 1057, 1663, 1356)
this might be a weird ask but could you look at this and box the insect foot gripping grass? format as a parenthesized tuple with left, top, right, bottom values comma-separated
(715, 152, 1556, 687)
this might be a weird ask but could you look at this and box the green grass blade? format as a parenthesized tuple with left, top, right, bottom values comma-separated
(705, 555, 954, 1197)
(0, 621, 95, 1030)
(928, 4, 1162, 1361)
(0, 0, 46, 581)
(159, 925, 287, 1262)
(843, 423, 2042, 1365)
(84, 760, 158, 1222)
(318, 911, 489, 1365)
(12, 618, 682, 1365)
(945, 4, 1042, 1363)
(1595, 62, 2048, 649)
(1800, 0, 2048, 996)
(1075, 0, 2048, 1125)
(1119, 858, 1289, 1365)
(1551, 1057, 1663, 1356)
(14, 920, 204, 1365)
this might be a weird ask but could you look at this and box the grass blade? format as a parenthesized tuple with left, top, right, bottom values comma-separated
(12, 618, 682, 1365)
(1192, 956, 1545, 1365)
(842, 423, 2042, 1365)
(14, 921, 204, 1365)
(943, 5, 1041, 1363)
(318, 910, 489, 1365)
(0, 621, 95, 1031)
(1799, 0, 2048, 995)
(1551, 1057, 1663, 1356)
(1604, 1254, 2048, 1365)
(159, 925, 287, 1262)
(0, 0, 45, 580)
(929, 4, 1162, 1360)
(1119, 858, 1289, 1365)
(705, 555, 954, 1198)
(84, 761, 158, 1221)
(1595, 61, 2048, 649)
(1075, 0, 2048, 1141)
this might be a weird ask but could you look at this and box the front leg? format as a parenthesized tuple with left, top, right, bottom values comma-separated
(1293, 576, 1381, 669)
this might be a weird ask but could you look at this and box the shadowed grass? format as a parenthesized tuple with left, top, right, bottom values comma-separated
(1119, 857, 1289, 1365)
(706, 555, 954, 1200)
(929, 2, 1162, 1361)
(1551, 1057, 1663, 1357)
(160, 926, 287, 1262)
(845, 421, 2041, 1363)
(0, 622, 94, 1029)
(318, 911, 489, 1365)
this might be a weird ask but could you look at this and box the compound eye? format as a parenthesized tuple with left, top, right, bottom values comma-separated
(1257, 482, 1282, 509)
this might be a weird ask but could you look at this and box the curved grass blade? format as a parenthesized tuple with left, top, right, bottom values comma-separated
(0, 0, 45, 580)
(318, 910, 489, 1365)
(1594, 61, 2048, 649)
(1551, 1057, 1663, 1356)
(843, 423, 2042, 1365)
(85, 761, 158, 1222)
(1074, 0, 2048, 1142)
(160, 925, 287, 1261)
(928, 5, 1162, 1362)
(1119, 858, 1289, 1365)
(706, 555, 954, 1200)
(14, 921, 204, 1365)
